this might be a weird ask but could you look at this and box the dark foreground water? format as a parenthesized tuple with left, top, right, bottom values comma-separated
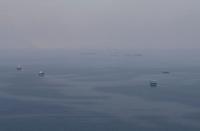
(0, 50, 200, 131)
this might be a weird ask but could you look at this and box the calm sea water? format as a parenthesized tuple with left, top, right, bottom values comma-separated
(0, 50, 200, 131)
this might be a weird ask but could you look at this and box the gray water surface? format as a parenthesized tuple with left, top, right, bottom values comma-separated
(0, 50, 200, 131)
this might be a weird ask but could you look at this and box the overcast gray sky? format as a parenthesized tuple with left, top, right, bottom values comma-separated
(1, 0, 200, 50)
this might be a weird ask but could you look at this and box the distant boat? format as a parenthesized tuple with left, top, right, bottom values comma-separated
(80, 52, 97, 55)
(38, 71, 45, 77)
(162, 71, 170, 74)
(150, 81, 157, 87)
(134, 54, 142, 56)
(16, 65, 22, 71)
(124, 53, 132, 56)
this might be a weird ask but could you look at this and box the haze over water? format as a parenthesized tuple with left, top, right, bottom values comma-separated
(0, 49, 200, 131)
(1, 0, 200, 130)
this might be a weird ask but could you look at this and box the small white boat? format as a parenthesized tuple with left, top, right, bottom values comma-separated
(38, 71, 45, 77)
(16, 65, 22, 71)
(150, 81, 157, 87)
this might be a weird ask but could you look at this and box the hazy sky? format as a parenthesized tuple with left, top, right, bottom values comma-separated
(1, 0, 200, 50)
